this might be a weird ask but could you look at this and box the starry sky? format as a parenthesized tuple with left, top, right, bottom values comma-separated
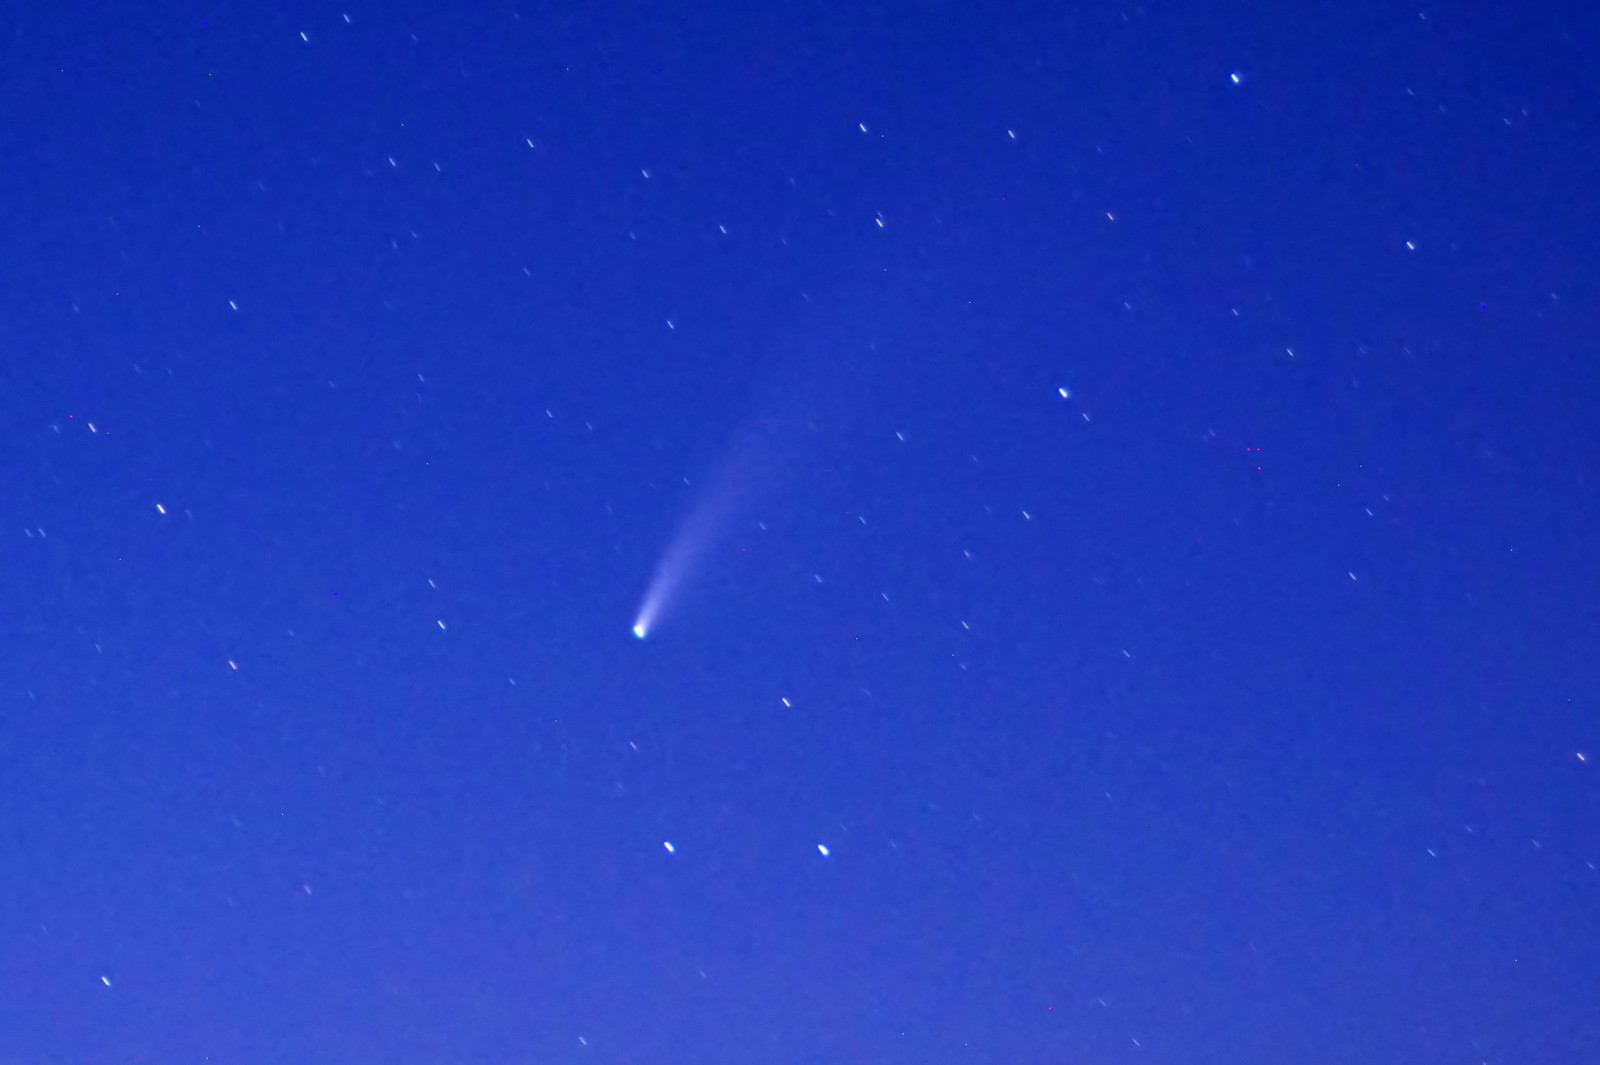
(4, 1, 1598, 1062)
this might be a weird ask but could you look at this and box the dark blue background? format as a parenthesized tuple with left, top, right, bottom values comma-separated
(3, 1, 1597, 1061)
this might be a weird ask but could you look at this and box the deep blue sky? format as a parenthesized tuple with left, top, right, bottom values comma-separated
(3, 2, 1597, 1062)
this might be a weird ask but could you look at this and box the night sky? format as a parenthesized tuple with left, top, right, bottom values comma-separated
(4, 2, 1598, 1062)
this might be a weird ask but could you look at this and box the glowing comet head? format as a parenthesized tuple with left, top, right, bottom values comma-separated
(631, 562, 678, 641)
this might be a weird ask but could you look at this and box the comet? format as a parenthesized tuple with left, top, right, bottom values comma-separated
(629, 464, 742, 640)
(630, 282, 891, 640)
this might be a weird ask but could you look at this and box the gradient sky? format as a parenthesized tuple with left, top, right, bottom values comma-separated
(3, 1, 1597, 1062)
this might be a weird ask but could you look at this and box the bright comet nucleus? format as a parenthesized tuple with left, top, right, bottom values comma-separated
(632, 622, 648, 640)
